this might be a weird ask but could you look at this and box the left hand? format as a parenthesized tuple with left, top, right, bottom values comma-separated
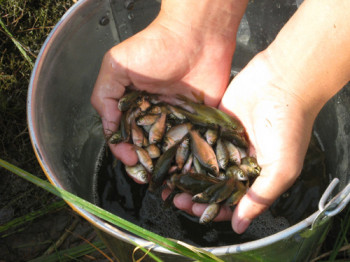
(163, 51, 316, 233)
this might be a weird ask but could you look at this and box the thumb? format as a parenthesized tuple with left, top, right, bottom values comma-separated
(91, 49, 131, 134)
(231, 165, 299, 234)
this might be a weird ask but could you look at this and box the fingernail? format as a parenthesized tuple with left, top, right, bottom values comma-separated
(234, 218, 251, 234)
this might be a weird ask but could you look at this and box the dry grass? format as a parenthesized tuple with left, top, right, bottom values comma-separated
(0, 1, 111, 260)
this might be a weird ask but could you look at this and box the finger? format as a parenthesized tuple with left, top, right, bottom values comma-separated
(110, 142, 148, 184)
(91, 49, 131, 134)
(232, 167, 298, 234)
(192, 203, 232, 221)
(110, 142, 138, 166)
(173, 193, 195, 216)
(161, 187, 172, 200)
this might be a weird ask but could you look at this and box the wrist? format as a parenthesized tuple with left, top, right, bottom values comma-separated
(156, 0, 248, 48)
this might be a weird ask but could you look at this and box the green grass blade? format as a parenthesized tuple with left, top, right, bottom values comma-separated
(329, 206, 350, 261)
(0, 17, 34, 68)
(0, 159, 223, 262)
(29, 240, 106, 262)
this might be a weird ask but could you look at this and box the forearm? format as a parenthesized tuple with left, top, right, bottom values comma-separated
(265, 0, 350, 115)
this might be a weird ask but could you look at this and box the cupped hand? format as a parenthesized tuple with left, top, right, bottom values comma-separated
(167, 51, 319, 233)
(91, 16, 236, 170)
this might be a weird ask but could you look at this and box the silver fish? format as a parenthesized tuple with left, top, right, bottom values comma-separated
(216, 139, 229, 170)
(149, 112, 167, 144)
(146, 144, 161, 159)
(125, 164, 149, 183)
(199, 203, 220, 224)
(139, 97, 151, 112)
(167, 105, 187, 120)
(176, 137, 190, 169)
(148, 106, 162, 114)
(189, 129, 219, 175)
(193, 156, 207, 174)
(225, 140, 241, 165)
(163, 123, 192, 151)
(134, 146, 153, 173)
(137, 114, 160, 126)
(131, 119, 144, 147)
(205, 129, 218, 146)
(182, 153, 193, 174)
(226, 166, 248, 181)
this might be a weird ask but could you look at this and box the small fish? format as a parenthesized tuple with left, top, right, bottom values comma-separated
(118, 90, 141, 111)
(169, 172, 220, 195)
(205, 129, 218, 146)
(167, 105, 187, 120)
(220, 126, 248, 149)
(224, 140, 241, 165)
(225, 181, 247, 206)
(175, 137, 190, 169)
(120, 108, 133, 142)
(134, 146, 153, 173)
(138, 96, 151, 112)
(165, 122, 172, 132)
(238, 147, 247, 159)
(192, 179, 229, 204)
(142, 125, 152, 133)
(208, 177, 236, 203)
(108, 130, 123, 144)
(218, 171, 227, 180)
(199, 203, 220, 224)
(149, 94, 161, 104)
(148, 106, 162, 114)
(149, 142, 179, 191)
(142, 136, 149, 147)
(189, 129, 219, 175)
(136, 114, 160, 126)
(163, 123, 192, 151)
(145, 144, 160, 159)
(193, 156, 207, 174)
(125, 163, 149, 183)
(216, 139, 229, 170)
(177, 94, 245, 133)
(131, 119, 144, 147)
(192, 192, 211, 203)
(182, 153, 193, 174)
(149, 112, 167, 144)
(172, 107, 218, 129)
(168, 165, 179, 174)
(225, 166, 248, 181)
(240, 157, 261, 178)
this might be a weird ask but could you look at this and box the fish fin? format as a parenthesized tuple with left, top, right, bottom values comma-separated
(191, 90, 205, 104)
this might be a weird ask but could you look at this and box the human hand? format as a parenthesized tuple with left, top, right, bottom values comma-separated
(91, 0, 248, 174)
(166, 0, 350, 233)
(164, 51, 316, 233)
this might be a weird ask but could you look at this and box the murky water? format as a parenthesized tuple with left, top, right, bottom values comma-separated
(92, 134, 327, 247)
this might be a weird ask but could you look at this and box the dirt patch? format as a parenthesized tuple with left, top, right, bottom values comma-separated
(0, 1, 113, 261)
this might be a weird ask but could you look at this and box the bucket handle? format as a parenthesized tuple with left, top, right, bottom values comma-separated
(312, 178, 350, 229)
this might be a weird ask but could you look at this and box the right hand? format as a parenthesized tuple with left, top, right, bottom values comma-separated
(91, 0, 247, 171)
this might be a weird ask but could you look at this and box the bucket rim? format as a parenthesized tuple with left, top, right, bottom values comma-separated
(27, 0, 322, 257)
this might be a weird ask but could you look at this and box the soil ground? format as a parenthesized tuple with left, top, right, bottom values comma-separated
(0, 0, 349, 261)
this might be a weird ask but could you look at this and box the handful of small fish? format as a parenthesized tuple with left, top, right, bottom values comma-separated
(107, 89, 261, 224)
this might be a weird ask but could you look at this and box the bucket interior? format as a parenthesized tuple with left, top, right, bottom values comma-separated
(28, 0, 350, 253)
